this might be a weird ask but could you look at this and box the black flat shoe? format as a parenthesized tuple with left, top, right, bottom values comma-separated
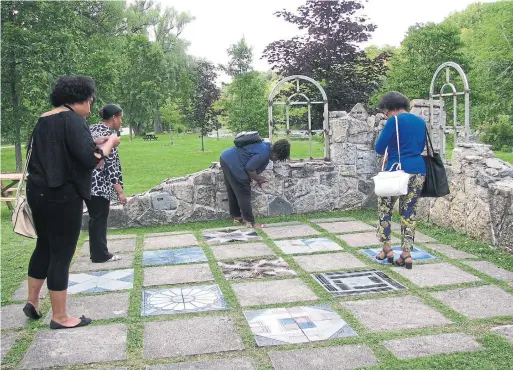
(23, 303, 42, 320)
(50, 315, 92, 329)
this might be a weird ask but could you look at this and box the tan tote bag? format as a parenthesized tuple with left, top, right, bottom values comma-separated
(12, 141, 36, 238)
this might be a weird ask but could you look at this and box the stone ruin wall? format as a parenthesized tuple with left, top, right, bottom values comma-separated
(84, 101, 513, 251)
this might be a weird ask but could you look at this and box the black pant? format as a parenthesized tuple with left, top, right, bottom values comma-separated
(220, 158, 255, 224)
(84, 195, 112, 262)
(27, 181, 83, 291)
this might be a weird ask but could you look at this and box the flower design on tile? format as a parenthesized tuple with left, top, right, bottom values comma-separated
(142, 284, 228, 316)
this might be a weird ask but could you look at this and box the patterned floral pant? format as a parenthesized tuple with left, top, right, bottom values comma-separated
(377, 174, 426, 253)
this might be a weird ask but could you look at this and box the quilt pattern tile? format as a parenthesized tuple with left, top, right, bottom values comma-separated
(203, 228, 262, 244)
(219, 258, 297, 280)
(274, 238, 343, 255)
(361, 246, 437, 264)
(67, 269, 134, 294)
(243, 304, 357, 347)
(142, 247, 207, 266)
(312, 269, 407, 297)
(142, 284, 228, 316)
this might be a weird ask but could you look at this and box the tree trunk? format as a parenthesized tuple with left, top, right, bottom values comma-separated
(129, 124, 133, 142)
(154, 102, 162, 134)
(201, 133, 205, 152)
(10, 56, 22, 172)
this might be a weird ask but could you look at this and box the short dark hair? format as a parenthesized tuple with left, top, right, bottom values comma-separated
(272, 139, 290, 161)
(99, 104, 123, 120)
(377, 91, 410, 111)
(50, 75, 96, 107)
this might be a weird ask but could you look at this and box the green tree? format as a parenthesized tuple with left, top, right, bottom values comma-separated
(372, 22, 468, 107)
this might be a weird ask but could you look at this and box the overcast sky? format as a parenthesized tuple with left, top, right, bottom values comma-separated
(159, 0, 496, 81)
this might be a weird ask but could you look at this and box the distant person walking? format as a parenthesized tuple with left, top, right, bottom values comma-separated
(85, 104, 126, 263)
(374, 92, 426, 269)
(220, 138, 290, 228)
(24, 76, 120, 329)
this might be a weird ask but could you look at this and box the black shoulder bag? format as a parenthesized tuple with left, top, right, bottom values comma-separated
(421, 129, 450, 197)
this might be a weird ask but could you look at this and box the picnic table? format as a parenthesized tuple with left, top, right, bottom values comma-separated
(0, 173, 24, 210)
(143, 132, 158, 141)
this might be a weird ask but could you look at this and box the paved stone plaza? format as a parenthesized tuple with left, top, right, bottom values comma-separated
(1, 217, 513, 369)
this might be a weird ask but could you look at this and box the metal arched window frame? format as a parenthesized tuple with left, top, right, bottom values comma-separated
(268, 75, 329, 160)
(429, 62, 470, 160)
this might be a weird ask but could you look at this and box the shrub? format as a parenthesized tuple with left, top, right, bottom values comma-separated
(480, 116, 513, 151)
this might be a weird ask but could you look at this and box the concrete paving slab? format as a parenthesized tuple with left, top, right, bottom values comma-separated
(461, 261, 513, 281)
(394, 262, 481, 287)
(144, 234, 199, 250)
(210, 242, 276, 260)
(491, 325, 513, 344)
(21, 324, 127, 369)
(431, 285, 513, 319)
(423, 244, 476, 259)
(293, 252, 367, 272)
(81, 238, 136, 255)
(44, 292, 129, 323)
(0, 304, 29, 330)
(317, 221, 375, 234)
(146, 358, 256, 370)
(343, 295, 451, 332)
(143, 316, 244, 359)
(1, 333, 17, 360)
(71, 253, 134, 272)
(337, 232, 400, 248)
(264, 225, 321, 239)
(383, 333, 482, 359)
(232, 278, 318, 307)
(269, 344, 378, 370)
(143, 264, 214, 286)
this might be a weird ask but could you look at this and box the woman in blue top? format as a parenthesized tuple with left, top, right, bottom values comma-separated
(374, 92, 426, 269)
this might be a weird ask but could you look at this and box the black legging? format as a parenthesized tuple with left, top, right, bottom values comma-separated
(84, 195, 112, 262)
(26, 181, 83, 291)
(220, 158, 255, 225)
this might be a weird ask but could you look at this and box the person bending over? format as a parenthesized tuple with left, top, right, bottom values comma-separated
(220, 139, 290, 228)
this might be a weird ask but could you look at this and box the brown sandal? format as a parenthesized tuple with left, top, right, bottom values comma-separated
(376, 246, 394, 263)
(394, 254, 413, 269)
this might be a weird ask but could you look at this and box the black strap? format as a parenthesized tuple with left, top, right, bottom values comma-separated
(425, 125, 435, 157)
(63, 104, 74, 112)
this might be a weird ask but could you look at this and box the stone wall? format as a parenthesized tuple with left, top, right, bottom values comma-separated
(416, 143, 513, 251)
(84, 104, 381, 229)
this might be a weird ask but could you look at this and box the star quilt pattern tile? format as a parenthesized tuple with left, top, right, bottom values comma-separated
(203, 228, 262, 244)
(142, 284, 228, 316)
(360, 246, 437, 264)
(243, 304, 357, 347)
(312, 269, 407, 297)
(142, 247, 207, 266)
(274, 237, 343, 255)
(67, 269, 134, 294)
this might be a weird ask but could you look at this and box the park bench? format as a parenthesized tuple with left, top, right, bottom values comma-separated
(143, 132, 158, 141)
(0, 173, 24, 210)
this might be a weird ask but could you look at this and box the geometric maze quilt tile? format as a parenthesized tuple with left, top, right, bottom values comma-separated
(243, 304, 357, 347)
(142, 247, 207, 266)
(142, 284, 228, 316)
(219, 258, 297, 280)
(67, 269, 134, 294)
(203, 228, 262, 244)
(312, 269, 407, 297)
(274, 238, 343, 255)
(360, 246, 437, 264)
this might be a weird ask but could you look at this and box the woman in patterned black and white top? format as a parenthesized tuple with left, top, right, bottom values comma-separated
(85, 104, 127, 263)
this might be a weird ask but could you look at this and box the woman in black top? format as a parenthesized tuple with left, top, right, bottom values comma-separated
(24, 76, 121, 329)
(85, 104, 126, 263)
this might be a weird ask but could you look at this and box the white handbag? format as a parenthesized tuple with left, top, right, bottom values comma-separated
(12, 141, 37, 238)
(372, 116, 410, 197)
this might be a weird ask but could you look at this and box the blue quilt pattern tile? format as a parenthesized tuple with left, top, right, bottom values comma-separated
(142, 247, 207, 266)
(142, 284, 228, 316)
(244, 304, 357, 347)
(360, 246, 437, 264)
(67, 269, 134, 294)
